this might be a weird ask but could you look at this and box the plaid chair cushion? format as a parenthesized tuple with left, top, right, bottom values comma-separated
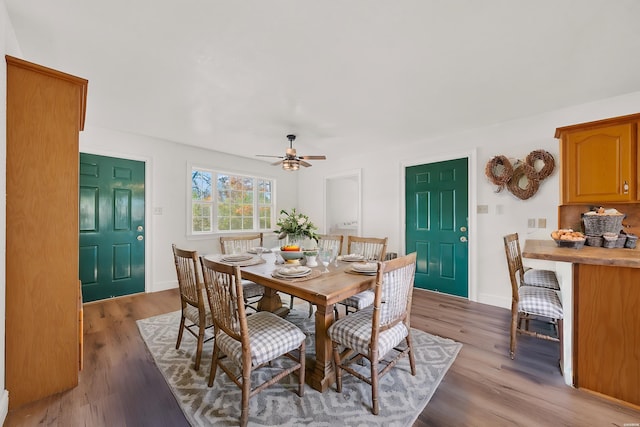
(518, 285, 563, 319)
(341, 290, 375, 310)
(184, 298, 213, 326)
(216, 311, 305, 367)
(523, 269, 560, 290)
(327, 306, 409, 359)
(241, 280, 265, 299)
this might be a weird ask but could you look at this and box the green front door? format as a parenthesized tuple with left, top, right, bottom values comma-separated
(406, 158, 468, 297)
(79, 153, 145, 302)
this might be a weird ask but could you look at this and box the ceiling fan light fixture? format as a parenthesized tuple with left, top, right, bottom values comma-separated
(282, 159, 300, 171)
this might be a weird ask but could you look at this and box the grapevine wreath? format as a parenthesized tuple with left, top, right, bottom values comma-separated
(484, 155, 514, 192)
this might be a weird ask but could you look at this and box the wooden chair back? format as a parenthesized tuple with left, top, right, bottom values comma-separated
(220, 233, 263, 254)
(372, 252, 417, 339)
(318, 234, 344, 256)
(503, 233, 525, 302)
(172, 244, 205, 311)
(200, 258, 247, 342)
(347, 235, 388, 261)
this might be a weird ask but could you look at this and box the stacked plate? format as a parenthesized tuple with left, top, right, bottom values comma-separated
(248, 247, 271, 254)
(221, 254, 253, 262)
(350, 262, 377, 275)
(341, 254, 365, 262)
(273, 266, 311, 279)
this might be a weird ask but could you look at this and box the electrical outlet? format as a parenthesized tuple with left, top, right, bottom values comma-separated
(527, 218, 536, 228)
(538, 218, 547, 228)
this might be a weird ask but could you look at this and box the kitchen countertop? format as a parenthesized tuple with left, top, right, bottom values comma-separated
(523, 239, 640, 268)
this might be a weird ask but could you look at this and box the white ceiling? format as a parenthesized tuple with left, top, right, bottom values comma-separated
(6, 1, 640, 164)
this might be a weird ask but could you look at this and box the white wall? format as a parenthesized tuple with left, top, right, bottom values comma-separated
(298, 90, 640, 309)
(1, 0, 22, 420)
(79, 126, 299, 294)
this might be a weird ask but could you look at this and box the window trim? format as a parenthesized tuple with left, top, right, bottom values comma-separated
(187, 163, 276, 237)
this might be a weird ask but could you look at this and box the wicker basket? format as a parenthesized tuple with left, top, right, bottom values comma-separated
(585, 235, 603, 247)
(582, 214, 624, 236)
(553, 238, 586, 249)
(602, 233, 616, 248)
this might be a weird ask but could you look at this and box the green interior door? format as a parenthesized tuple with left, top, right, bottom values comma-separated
(406, 158, 468, 297)
(79, 153, 145, 302)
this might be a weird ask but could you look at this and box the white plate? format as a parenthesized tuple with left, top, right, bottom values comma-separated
(248, 247, 271, 254)
(351, 262, 377, 272)
(341, 254, 365, 262)
(221, 254, 253, 262)
(276, 266, 311, 276)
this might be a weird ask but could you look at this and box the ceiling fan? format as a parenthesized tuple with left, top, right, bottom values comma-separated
(256, 134, 326, 171)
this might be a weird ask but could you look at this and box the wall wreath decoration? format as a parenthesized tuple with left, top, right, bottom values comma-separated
(485, 149, 555, 200)
(525, 149, 555, 180)
(507, 162, 539, 200)
(484, 155, 514, 192)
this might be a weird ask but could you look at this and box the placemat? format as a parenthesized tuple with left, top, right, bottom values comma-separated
(271, 269, 322, 282)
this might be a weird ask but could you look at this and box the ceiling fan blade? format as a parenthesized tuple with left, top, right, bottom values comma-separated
(300, 160, 313, 167)
(300, 155, 326, 160)
(256, 154, 284, 159)
(271, 159, 284, 166)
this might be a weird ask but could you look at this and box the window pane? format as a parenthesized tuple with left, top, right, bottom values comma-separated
(192, 168, 273, 234)
(192, 171, 212, 201)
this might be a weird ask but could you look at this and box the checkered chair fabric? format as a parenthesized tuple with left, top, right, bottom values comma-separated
(523, 268, 560, 290)
(341, 290, 375, 310)
(327, 306, 408, 358)
(216, 311, 306, 367)
(518, 286, 563, 319)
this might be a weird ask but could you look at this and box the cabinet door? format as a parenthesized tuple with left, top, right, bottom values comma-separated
(562, 123, 636, 203)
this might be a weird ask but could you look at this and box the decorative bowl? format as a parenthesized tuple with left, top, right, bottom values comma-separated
(279, 250, 304, 261)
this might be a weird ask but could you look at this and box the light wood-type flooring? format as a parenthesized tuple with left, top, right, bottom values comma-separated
(5, 288, 639, 426)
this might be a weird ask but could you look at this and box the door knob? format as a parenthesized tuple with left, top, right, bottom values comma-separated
(460, 226, 467, 232)
(460, 236, 468, 242)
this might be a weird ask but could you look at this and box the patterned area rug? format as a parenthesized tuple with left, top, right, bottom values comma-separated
(137, 309, 461, 427)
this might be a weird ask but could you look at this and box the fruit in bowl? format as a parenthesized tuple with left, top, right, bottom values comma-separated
(281, 245, 301, 251)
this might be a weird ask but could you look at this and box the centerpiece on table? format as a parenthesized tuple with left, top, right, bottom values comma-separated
(275, 209, 319, 264)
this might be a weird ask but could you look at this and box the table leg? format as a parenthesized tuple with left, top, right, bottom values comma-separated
(307, 303, 335, 392)
(257, 287, 289, 318)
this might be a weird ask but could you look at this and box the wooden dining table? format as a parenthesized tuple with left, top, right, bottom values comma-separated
(239, 252, 376, 392)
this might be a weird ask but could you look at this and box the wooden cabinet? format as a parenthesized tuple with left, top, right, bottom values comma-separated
(555, 114, 640, 204)
(5, 56, 87, 409)
(574, 264, 640, 407)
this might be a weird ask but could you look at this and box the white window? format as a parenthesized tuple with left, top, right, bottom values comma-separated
(191, 167, 274, 234)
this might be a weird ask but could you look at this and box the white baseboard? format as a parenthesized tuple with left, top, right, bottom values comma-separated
(0, 389, 9, 425)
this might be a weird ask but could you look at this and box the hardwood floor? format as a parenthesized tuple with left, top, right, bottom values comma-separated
(5, 288, 639, 426)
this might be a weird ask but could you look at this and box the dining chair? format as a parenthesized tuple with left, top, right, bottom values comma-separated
(200, 257, 306, 427)
(503, 234, 563, 367)
(328, 252, 417, 415)
(219, 233, 265, 312)
(504, 233, 560, 290)
(171, 244, 214, 371)
(336, 236, 388, 317)
(318, 233, 344, 257)
(220, 232, 263, 254)
(288, 233, 345, 316)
